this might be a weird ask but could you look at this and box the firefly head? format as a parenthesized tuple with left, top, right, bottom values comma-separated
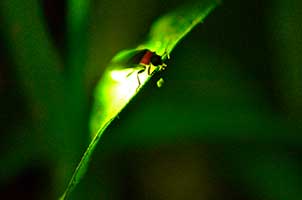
(150, 54, 163, 66)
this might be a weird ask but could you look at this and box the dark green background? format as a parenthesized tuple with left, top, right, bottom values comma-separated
(0, 0, 301, 199)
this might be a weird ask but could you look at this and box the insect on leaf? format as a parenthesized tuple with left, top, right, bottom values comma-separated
(59, 0, 220, 199)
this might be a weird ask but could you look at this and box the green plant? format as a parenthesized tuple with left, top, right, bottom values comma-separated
(60, 0, 220, 199)
(1, 0, 302, 199)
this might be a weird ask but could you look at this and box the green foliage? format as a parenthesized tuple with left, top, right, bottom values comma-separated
(1, 0, 302, 200)
(60, 1, 219, 199)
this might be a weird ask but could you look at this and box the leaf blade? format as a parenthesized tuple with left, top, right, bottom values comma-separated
(60, 1, 219, 199)
(139, 0, 221, 58)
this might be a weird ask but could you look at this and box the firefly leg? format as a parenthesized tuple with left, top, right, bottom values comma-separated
(164, 48, 170, 59)
(136, 66, 146, 90)
(147, 65, 151, 75)
(126, 70, 135, 77)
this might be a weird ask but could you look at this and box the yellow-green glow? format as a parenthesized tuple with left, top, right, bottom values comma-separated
(90, 60, 168, 137)
(90, 65, 152, 137)
(109, 68, 146, 101)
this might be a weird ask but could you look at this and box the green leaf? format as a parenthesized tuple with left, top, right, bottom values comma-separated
(59, 1, 219, 199)
(139, 0, 221, 58)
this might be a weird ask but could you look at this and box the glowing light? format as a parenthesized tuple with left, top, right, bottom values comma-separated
(110, 68, 134, 82)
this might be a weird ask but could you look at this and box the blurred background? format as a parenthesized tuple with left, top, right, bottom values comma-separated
(1, 0, 302, 199)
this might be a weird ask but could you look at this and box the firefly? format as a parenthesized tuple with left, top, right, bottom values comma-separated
(134, 50, 167, 87)
(112, 49, 167, 88)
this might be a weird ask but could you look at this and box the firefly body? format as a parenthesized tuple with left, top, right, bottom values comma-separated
(128, 50, 166, 87)
(140, 50, 163, 66)
(138, 50, 164, 75)
(114, 49, 166, 88)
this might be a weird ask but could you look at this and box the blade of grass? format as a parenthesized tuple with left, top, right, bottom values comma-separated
(0, 0, 65, 114)
(60, 1, 220, 199)
(67, 0, 90, 99)
(0, 0, 70, 167)
(65, 0, 91, 173)
(0, 2, 79, 196)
